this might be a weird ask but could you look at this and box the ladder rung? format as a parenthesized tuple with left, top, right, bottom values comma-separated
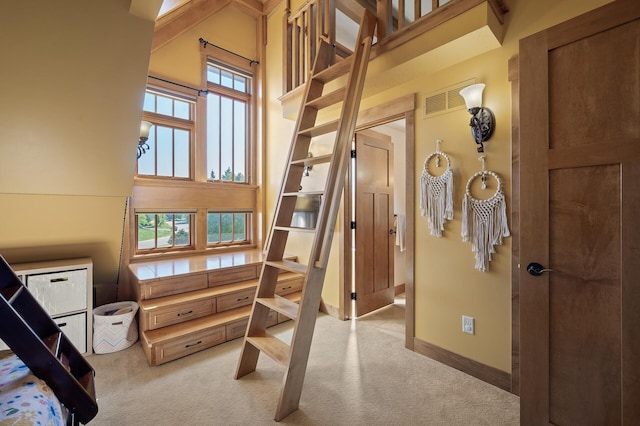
(265, 259, 308, 275)
(290, 154, 332, 167)
(306, 87, 345, 110)
(298, 120, 339, 137)
(282, 190, 324, 198)
(246, 331, 290, 366)
(43, 332, 62, 357)
(273, 226, 316, 233)
(256, 295, 300, 320)
(313, 56, 353, 83)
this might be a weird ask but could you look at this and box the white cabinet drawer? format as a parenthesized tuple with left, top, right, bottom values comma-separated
(27, 269, 87, 316)
(53, 312, 87, 354)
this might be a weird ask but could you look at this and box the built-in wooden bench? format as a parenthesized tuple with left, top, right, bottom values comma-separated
(128, 250, 303, 366)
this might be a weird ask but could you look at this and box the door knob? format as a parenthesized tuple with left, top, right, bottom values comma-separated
(526, 262, 564, 276)
(389, 229, 396, 235)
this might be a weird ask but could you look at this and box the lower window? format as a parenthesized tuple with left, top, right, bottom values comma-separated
(136, 213, 193, 251)
(207, 212, 251, 245)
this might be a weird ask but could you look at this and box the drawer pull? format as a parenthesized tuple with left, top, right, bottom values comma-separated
(112, 321, 123, 326)
(57, 322, 67, 327)
(237, 296, 250, 302)
(281, 286, 292, 291)
(185, 341, 202, 348)
(177, 310, 194, 317)
(50, 277, 69, 283)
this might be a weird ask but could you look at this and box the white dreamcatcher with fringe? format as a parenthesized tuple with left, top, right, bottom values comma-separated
(420, 140, 454, 237)
(461, 156, 510, 271)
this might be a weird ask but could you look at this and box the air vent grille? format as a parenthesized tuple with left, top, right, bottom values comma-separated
(424, 92, 446, 115)
(423, 80, 474, 118)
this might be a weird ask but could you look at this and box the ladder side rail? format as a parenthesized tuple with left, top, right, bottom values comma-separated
(0, 260, 98, 423)
(0, 299, 98, 423)
(311, 10, 377, 269)
(262, 40, 335, 262)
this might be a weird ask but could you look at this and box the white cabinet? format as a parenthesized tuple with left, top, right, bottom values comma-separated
(6, 258, 93, 355)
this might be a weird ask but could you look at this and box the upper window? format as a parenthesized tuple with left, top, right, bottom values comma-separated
(138, 90, 195, 179)
(206, 62, 251, 183)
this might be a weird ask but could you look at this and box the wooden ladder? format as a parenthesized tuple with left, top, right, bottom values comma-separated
(0, 255, 98, 425)
(235, 9, 376, 421)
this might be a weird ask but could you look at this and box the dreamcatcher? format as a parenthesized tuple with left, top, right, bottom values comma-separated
(420, 140, 454, 237)
(461, 156, 510, 271)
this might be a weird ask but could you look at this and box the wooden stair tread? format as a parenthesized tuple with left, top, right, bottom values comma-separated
(290, 153, 332, 166)
(265, 259, 308, 275)
(246, 331, 290, 366)
(313, 56, 352, 83)
(298, 119, 339, 137)
(139, 272, 301, 312)
(256, 295, 299, 320)
(144, 305, 253, 343)
(142, 291, 302, 345)
(130, 249, 297, 283)
(306, 87, 346, 109)
(282, 190, 324, 197)
(273, 226, 316, 233)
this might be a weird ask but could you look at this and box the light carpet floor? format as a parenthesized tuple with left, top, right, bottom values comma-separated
(89, 300, 519, 425)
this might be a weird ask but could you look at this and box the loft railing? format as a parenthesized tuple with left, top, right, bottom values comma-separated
(283, 0, 507, 95)
(283, 0, 333, 93)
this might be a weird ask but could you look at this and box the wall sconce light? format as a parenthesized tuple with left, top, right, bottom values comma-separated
(138, 121, 153, 159)
(459, 83, 495, 153)
(303, 153, 313, 177)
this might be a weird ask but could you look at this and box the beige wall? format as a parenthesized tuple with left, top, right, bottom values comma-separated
(149, 5, 257, 85)
(0, 0, 155, 295)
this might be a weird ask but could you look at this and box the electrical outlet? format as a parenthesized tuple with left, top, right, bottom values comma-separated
(462, 315, 475, 335)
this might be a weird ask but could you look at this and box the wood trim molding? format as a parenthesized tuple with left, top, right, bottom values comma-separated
(413, 337, 512, 392)
(508, 54, 520, 396)
(340, 94, 416, 352)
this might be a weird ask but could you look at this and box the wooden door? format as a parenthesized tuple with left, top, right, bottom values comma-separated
(519, 1, 640, 424)
(354, 131, 395, 316)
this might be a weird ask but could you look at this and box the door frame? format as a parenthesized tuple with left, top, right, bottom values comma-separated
(339, 94, 416, 349)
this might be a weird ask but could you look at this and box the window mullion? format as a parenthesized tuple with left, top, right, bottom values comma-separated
(231, 100, 235, 182)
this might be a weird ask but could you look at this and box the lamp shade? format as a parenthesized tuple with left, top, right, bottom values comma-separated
(459, 83, 485, 110)
(140, 121, 153, 139)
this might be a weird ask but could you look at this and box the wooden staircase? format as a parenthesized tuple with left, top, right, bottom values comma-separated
(0, 255, 98, 425)
(235, 10, 376, 421)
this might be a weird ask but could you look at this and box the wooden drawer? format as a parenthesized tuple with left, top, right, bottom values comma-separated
(142, 274, 208, 299)
(140, 299, 216, 331)
(225, 318, 249, 340)
(275, 276, 303, 296)
(217, 288, 255, 312)
(208, 265, 257, 287)
(146, 325, 226, 365)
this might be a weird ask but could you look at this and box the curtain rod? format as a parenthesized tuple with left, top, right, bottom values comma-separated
(148, 75, 208, 96)
(198, 37, 259, 66)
